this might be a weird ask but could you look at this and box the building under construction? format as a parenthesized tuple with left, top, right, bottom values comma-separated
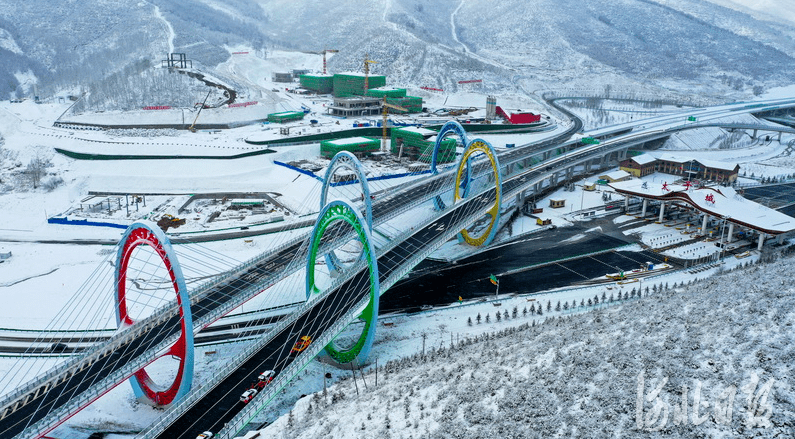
(390, 127, 457, 163)
(328, 97, 383, 117)
(299, 74, 334, 94)
(333, 72, 386, 98)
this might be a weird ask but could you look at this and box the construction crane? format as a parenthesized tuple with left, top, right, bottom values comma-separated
(382, 96, 407, 154)
(302, 49, 339, 74)
(189, 89, 212, 132)
(363, 53, 377, 95)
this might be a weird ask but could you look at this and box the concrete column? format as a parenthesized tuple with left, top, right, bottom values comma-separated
(777, 234, 784, 244)
(758, 233, 765, 251)
(727, 223, 735, 243)
(641, 199, 648, 217)
(658, 201, 666, 223)
(752, 129, 758, 140)
(566, 167, 573, 180)
(778, 132, 782, 142)
(585, 160, 592, 172)
(701, 214, 709, 233)
(624, 195, 629, 209)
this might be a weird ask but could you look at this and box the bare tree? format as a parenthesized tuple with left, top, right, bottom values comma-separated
(25, 154, 53, 189)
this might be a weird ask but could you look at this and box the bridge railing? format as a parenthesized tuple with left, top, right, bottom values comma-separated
(139, 253, 371, 439)
(218, 292, 371, 439)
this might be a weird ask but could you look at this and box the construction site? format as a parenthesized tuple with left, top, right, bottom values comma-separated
(53, 48, 551, 171)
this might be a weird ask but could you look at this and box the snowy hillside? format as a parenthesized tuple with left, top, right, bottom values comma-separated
(3, 0, 795, 101)
(254, 254, 795, 438)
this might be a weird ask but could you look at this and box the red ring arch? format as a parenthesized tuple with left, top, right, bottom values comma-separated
(115, 222, 194, 406)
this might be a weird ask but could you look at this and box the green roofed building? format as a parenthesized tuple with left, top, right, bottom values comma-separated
(267, 111, 305, 123)
(391, 127, 456, 163)
(333, 72, 387, 98)
(299, 74, 334, 94)
(321, 136, 381, 159)
(366, 87, 407, 99)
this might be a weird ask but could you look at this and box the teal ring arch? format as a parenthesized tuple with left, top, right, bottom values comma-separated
(305, 199, 379, 365)
(320, 152, 373, 272)
(431, 121, 470, 210)
(454, 138, 503, 247)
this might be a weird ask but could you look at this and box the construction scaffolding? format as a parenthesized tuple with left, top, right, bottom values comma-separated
(267, 111, 305, 123)
(366, 87, 407, 99)
(333, 73, 386, 98)
(385, 96, 423, 114)
(299, 74, 334, 94)
(390, 127, 456, 163)
(320, 136, 381, 158)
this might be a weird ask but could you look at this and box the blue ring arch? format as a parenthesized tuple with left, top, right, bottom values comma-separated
(431, 120, 469, 175)
(305, 199, 379, 365)
(321, 151, 373, 230)
(320, 151, 373, 272)
(431, 121, 469, 210)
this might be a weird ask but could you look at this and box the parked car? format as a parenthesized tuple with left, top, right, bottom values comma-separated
(196, 432, 213, 439)
(240, 388, 258, 404)
(290, 336, 312, 354)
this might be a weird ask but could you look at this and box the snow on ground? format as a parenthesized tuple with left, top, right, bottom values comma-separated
(247, 251, 793, 439)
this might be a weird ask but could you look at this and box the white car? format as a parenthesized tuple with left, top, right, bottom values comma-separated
(240, 388, 258, 404)
(196, 432, 213, 439)
(258, 370, 276, 384)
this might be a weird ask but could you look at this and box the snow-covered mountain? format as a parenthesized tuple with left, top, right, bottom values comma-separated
(2, 0, 795, 101)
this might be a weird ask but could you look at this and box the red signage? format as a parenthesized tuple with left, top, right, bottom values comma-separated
(232, 51, 249, 55)
(421, 86, 444, 92)
(229, 101, 257, 108)
(458, 79, 482, 84)
(143, 106, 171, 110)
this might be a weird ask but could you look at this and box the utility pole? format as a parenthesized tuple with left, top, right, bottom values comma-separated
(421, 333, 426, 357)
(355, 359, 368, 390)
(349, 362, 359, 396)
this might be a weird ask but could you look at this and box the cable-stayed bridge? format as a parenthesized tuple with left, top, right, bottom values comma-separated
(2, 97, 795, 439)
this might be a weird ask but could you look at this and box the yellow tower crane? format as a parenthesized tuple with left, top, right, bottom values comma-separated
(363, 53, 377, 95)
(382, 96, 407, 154)
(303, 49, 339, 74)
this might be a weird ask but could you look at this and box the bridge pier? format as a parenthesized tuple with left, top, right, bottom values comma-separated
(752, 129, 758, 140)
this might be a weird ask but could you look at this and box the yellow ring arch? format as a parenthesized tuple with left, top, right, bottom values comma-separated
(453, 139, 502, 247)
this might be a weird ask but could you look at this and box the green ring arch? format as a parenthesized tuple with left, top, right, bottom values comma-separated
(305, 199, 379, 364)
